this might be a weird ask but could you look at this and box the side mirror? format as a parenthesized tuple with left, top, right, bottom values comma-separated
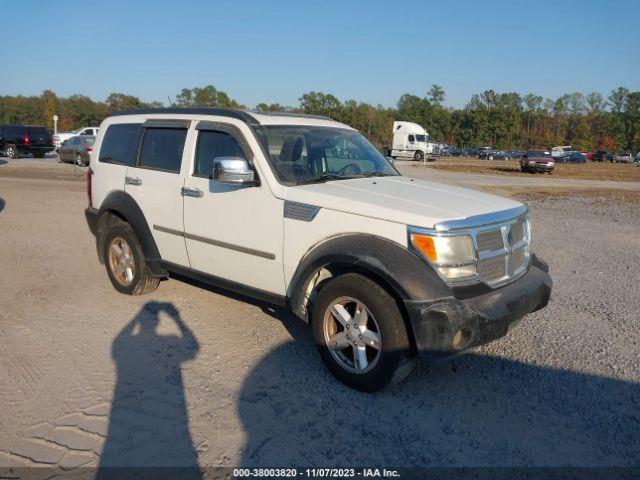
(212, 157, 256, 185)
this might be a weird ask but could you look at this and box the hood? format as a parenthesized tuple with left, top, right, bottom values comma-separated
(283, 176, 522, 229)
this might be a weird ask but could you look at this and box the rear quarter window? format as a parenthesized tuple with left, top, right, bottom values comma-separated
(5, 126, 25, 136)
(99, 124, 143, 166)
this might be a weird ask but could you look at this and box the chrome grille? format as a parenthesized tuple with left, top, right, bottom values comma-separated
(474, 218, 530, 286)
(476, 229, 503, 252)
(508, 247, 526, 275)
(509, 219, 526, 246)
(478, 255, 506, 282)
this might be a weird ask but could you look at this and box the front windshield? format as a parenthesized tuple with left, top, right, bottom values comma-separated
(254, 126, 398, 185)
(528, 150, 551, 157)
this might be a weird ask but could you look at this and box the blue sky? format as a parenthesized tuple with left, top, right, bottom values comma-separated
(2, 0, 638, 108)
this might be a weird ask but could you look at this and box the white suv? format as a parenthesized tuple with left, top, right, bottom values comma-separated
(85, 108, 552, 391)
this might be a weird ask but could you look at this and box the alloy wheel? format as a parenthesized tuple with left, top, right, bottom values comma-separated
(323, 296, 381, 374)
(108, 236, 135, 286)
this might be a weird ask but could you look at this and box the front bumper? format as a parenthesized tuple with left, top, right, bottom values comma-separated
(404, 259, 552, 358)
(528, 163, 554, 172)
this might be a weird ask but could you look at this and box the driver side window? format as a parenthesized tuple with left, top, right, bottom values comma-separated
(408, 134, 415, 143)
(194, 130, 246, 178)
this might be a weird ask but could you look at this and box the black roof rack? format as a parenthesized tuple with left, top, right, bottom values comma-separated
(109, 107, 335, 125)
(109, 107, 260, 125)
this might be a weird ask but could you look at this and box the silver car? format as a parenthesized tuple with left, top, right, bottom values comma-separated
(613, 152, 633, 163)
(57, 135, 95, 166)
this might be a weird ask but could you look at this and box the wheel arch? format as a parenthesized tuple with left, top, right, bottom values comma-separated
(287, 234, 451, 333)
(96, 190, 167, 277)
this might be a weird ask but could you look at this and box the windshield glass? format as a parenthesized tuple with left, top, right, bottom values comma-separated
(414, 134, 427, 142)
(254, 126, 398, 185)
(528, 150, 551, 157)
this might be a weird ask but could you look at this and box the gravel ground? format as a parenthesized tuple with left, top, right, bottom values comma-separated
(0, 158, 638, 476)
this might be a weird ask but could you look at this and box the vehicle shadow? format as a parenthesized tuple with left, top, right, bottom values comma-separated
(237, 307, 640, 468)
(0, 159, 7, 166)
(489, 166, 520, 174)
(0, 197, 4, 213)
(96, 302, 202, 480)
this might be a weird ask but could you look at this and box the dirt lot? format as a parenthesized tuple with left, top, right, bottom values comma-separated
(425, 156, 640, 182)
(0, 157, 639, 476)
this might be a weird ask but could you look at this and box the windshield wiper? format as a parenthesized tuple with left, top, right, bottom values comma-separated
(296, 174, 350, 185)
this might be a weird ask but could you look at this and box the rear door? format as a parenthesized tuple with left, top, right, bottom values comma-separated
(124, 120, 190, 266)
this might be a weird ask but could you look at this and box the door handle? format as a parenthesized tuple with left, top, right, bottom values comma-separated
(181, 187, 203, 198)
(125, 176, 142, 186)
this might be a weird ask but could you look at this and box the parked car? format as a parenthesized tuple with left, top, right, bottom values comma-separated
(0, 124, 55, 158)
(557, 151, 586, 164)
(613, 152, 633, 163)
(462, 147, 479, 156)
(520, 150, 555, 173)
(591, 151, 613, 162)
(493, 150, 523, 161)
(57, 135, 95, 166)
(84, 108, 552, 391)
(53, 126, 99, 149)
(478, 149, 496, 159)
(635, 151, 640, 166)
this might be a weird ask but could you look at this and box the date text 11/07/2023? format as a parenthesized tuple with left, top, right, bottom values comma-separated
(233, 468, 400, 478)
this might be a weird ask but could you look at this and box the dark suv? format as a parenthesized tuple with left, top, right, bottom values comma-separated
(0, 125, 55, 159)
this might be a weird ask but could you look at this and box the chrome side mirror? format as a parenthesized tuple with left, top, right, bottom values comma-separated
(212, 157, 255, 185)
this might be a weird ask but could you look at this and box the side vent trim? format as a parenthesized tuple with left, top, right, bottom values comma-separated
(284, 201, 320, 222)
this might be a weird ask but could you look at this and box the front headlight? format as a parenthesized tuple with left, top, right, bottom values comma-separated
(409, 233, 477, 280)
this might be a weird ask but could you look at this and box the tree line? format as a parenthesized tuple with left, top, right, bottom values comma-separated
(1, 84, 638, 152)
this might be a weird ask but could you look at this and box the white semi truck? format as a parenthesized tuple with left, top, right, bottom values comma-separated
(386, 121, 436, 161)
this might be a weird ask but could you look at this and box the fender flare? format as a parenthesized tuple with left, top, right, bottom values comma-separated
(96, 191, 167, 277)
(287, 234, 452, 320)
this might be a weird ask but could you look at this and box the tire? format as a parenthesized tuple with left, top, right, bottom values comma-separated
(5, 144, 19, 159)
(76, 154, 84, 166)
(413, 151, 423, 162)
(520, 165, 526, 173)
(102, 217, 160, 295)
(312, 273, 415, 392)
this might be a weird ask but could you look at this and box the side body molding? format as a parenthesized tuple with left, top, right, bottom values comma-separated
(287, 234, 452, 320)
(96, 190, 167, 277)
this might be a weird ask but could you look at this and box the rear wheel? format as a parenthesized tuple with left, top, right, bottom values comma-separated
(312, 273, 415, 392)
(413, 151, 423, 162)
(5, 144, 19, 159)
(103, 218, 159, 295)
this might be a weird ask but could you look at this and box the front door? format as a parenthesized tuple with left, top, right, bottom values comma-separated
(124, 123, 190, 267)
(182, 123, 285, 296)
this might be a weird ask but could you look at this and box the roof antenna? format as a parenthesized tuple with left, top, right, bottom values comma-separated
(167, 95, 174, 107)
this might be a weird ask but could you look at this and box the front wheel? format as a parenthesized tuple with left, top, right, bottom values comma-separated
(312, 273, 415, 392)
(413, 151, 423, 161)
